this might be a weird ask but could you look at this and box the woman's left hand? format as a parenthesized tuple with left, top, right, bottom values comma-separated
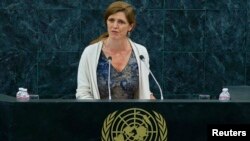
(150, 94, 156, 99)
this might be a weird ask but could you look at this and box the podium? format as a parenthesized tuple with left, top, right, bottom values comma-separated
(1, 94, 250, 141)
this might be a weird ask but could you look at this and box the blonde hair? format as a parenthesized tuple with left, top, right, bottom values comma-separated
(90, 1, 136, 44)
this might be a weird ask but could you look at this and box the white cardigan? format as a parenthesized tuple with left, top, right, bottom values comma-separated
(76, 39, 152, 99)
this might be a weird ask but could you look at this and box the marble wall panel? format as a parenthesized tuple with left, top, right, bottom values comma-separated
(205, 52, 245, 96)
(246, 53, 250, 85)
(37, 9, 81, 52)
(247, 8, 250, 51)
(0, 50, 37, 97)
(80, 10, 105, 52)
(37, 52, 79, 99)
(0, 9, 38, 96)
(165, 0, 206, 9)
(147, 0, 164, 9)
(132, 10, 164, 52)
(206, 0, 247, 10)
(0, 9, 38, 52)
(163, 52, 205, 95)
(0, 0, 80, 9)
(205, 10, 247, 52)
(165, 10, 205, 52)
(81, 0, 114, 10)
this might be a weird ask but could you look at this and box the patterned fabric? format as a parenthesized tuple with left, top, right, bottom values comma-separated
(97, 51, 139, 99)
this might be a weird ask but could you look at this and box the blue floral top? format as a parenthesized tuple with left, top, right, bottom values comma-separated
(97, 51, 139, 99)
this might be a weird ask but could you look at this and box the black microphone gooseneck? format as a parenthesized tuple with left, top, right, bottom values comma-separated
(107, 56, 112, 100)
(139, 55, 164, 100)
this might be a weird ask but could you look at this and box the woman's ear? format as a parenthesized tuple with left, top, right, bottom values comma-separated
(129, 23, 135, 32)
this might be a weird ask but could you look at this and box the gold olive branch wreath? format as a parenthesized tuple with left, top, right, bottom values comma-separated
(101, 111, 117, 141)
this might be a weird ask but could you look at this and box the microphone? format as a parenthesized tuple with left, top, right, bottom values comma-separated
(139, 55, 164, 100)
(107, 56, 112, 100)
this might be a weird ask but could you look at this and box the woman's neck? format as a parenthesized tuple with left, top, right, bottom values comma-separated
(104, 37, 130, 51)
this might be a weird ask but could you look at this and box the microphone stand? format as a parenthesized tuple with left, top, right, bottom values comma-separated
(140, 55, 164, 100)
(108, 56, 112, 100)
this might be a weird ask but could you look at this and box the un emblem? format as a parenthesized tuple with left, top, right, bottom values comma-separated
(101, 108, 167, 141)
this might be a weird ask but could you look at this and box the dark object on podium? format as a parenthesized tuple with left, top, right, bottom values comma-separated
(225, 85, 250, 100)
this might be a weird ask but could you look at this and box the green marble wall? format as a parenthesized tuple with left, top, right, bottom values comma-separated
(0, 0, 249, 99)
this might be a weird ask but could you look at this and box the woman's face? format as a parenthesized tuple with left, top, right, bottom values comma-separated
(106, 11, 133, 40)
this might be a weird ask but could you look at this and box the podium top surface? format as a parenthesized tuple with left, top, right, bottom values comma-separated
(1, 94, 250, 103)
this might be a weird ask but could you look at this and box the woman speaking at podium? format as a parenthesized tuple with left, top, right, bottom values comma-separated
(76, 1, 155, 100)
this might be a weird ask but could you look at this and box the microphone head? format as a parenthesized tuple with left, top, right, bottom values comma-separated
(139, 55, 145, 60)
(108, 56, 112, 61)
